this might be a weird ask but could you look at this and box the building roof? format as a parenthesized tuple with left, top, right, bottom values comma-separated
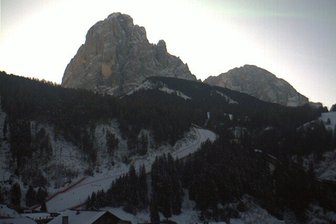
(0, 217, 37, 224)
(0, 204, 20, 218)
(22, 212, 53, 220)
(48, 210, 122, 224)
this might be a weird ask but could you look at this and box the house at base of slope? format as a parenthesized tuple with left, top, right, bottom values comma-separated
(48, 210, 131, 224)
(0, 204, 37, 224)
(22, 212, 58, 224)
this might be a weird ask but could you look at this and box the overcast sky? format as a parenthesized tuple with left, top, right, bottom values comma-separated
(0, 0, 335, 107)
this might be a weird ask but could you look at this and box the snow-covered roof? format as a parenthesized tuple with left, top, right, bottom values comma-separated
(21, 212, 52, 220)
(127, 80, 191, 100)
(48, 210, 123, 224)
(0, 217, 37, 224)
(0, 204, 19, 218)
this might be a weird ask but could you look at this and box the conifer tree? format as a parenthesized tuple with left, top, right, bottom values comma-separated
(138, 165, 148, 209)
(3, 116, 8, 139)
(150, 197, 160, 224)
(10, 183, 21, 208)
(127, 165, 138, 207)
(330, 104, 336, 112)
(0, 185, 4, 203)
(88, 192, 96, 209)
(41, 201, 47, 212)
(36, 187, 48, 204)
(86, 195, 92, 209)
(151, 154, 183, 217)
(25, 185, 36, 207)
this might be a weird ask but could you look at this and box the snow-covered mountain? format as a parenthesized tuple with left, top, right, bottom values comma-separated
(204, 65, 309, 107)
(62, 12, 196, 95)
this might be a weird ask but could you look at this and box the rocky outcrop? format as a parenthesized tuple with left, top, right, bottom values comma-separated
(204, 65, 309, 107)
(62, 12, 196, 95)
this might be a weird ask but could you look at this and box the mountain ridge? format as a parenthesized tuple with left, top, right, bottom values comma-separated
(204, 64, 309, 107)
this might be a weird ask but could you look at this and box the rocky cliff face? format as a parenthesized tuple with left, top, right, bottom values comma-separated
(204, 65, 309, 107)
(62, 13, 196, 95)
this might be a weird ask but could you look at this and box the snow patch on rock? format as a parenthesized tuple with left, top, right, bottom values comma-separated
(215, 90, 238, 104)
(127, 80, 191, 100)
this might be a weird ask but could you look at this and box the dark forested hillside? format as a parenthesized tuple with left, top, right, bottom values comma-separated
(1, 72, 321, 153)
(86, 138, 336, 222)
(147, 77, 321, 130)
(0, 72, 325, 170)
(1, 71, 334, 222)
(0, 72, 193, 148)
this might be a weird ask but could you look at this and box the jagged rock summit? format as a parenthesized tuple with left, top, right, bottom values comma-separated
(204, 65, 309, 107)
(62, 12, 196, 95)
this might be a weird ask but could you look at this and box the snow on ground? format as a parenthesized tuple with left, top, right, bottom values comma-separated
(0, 204, 20, 218)
(106, 195, 283, 224)
(30, 122, 84, 188)
(316, 153, 336, 182)
(30, 120, 129, 189)
(320, 112, 336, 133)
(93, 121, 129, 171)
(230, 208, 283, 224)
(300, 148, 336, 182)
(127, 80, 191, 100)
(230, 198, 284, 224)
(46, 128, 216, 212)
(306, 204, 336, 224)
(297, 113, 336, 182)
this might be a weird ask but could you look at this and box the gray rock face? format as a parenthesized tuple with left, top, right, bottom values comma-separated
(204, 65, 309, 107)
(62, 13, 196, 95)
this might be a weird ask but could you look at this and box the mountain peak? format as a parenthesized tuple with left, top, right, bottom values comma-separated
(107, 12, 129, 18)
(62, 13, 195, 95)
(204, 65, 309, 107)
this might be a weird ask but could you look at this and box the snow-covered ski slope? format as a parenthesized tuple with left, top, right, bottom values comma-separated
(46, 128, 216, 212)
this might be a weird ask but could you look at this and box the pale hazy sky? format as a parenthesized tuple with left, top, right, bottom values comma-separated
(0, 0, 335, 107)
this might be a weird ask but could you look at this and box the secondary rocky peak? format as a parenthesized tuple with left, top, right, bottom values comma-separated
(62, 13, 196, 95)
(204, 65, 309, 107)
